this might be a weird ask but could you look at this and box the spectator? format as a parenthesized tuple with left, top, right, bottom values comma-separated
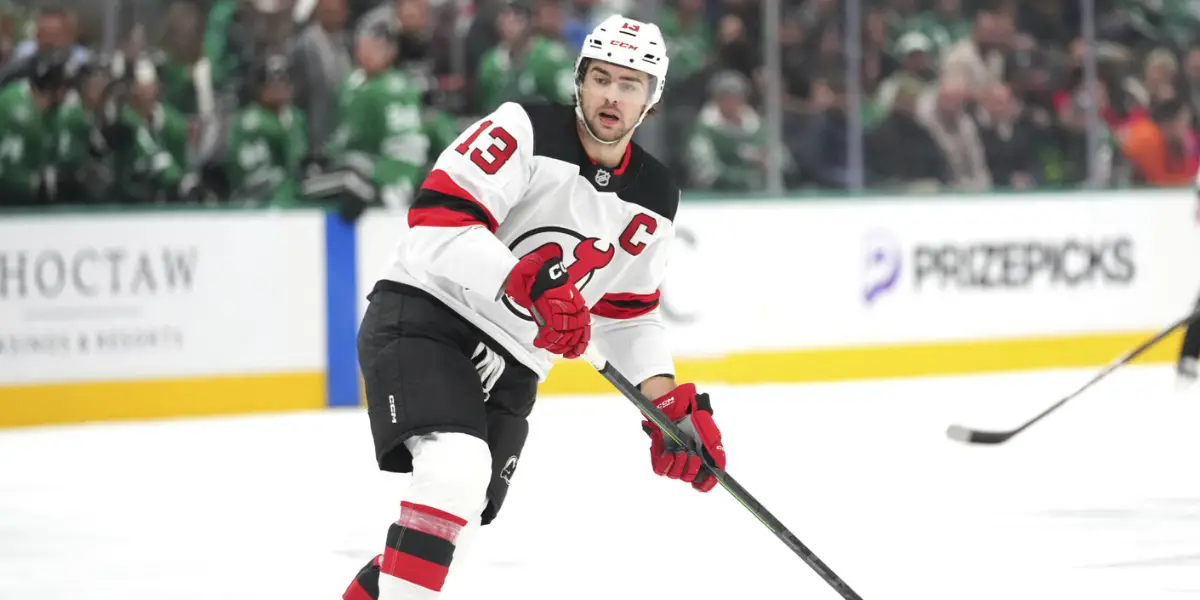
(684, 70, 766, 191)
(356, 0, 433, 78)
(1185, 44, 1200, 121)
(860, 6, 899, 128)
(10, 4, 89, 65)
(808, 20, 843, 76)
(974, 81, 1038, 189)
(917, 74, 992, 190)
(1038, 81, 1113, 186)
(318, 21, 429, 209)
(883, 0, 921, 48)
(914, 0, 971, 58)
(797, 74, 851, 188)
(866, 75, 948, 190)
(1120, 97, 1199, 186)
(226, 54, 308, 205)
(777, 13, 812, 113)
(658, 0, 712, 105)
(876, 32, 936, 115)
(0, 48, 74, 206)
(202, 0, 259, 95)
(1138, 48, 1178, 106)
(289, 0, 353, 151)
(55, 57, 116, 205)
(155, 1, 207, 117)
(795, 0, 837, 33)
(476, 0, 574, 115)
(1015, 0, 1077, 49)
(942, 9, 1012, 97)
(713, 12, 757, 80)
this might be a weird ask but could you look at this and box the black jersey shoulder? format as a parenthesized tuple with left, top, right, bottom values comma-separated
(517, 101, 679, 223)
(617, 142, 679, 223)
(519, 101, 580, 163)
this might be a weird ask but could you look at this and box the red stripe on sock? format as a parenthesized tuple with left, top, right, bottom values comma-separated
(399, 501, 467, 542)
(382, 546, 451, 592)
(342, 580, 374, 600)
(401, 502, 468, 527)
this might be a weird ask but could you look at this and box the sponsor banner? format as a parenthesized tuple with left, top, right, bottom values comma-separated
(356, 191, 1200, 391)
(659, 192, 1199, 354)
(0, 211, 326, 388)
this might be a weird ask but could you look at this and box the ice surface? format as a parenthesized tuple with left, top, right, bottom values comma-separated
(2, 365, 1199, 599)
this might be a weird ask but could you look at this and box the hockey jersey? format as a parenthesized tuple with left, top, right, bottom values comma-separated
(376, 101, 679, 385)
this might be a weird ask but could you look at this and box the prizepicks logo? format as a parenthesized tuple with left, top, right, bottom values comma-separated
(862, 230, 902, 304)
(861, 230, 1136, 303)
(913, 237, 1135, 290)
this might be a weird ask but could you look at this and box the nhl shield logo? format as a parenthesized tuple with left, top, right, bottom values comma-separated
(594, 168, 611, 187)
(500, 455, 519, 485)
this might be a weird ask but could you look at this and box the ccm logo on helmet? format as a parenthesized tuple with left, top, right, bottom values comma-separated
(610, 40, 638, 51)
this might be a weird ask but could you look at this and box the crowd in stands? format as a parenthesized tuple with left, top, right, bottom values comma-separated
(0, 0, 1196, 210)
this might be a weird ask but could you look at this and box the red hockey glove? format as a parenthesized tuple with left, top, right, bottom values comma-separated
(641, 383, 726, 492)
(505, 252, 590, 359)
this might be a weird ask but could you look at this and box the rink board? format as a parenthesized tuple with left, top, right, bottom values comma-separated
(3, 190, 1197, 427)
(360, 189, 1199, 395)
(0, 210, 331, 427)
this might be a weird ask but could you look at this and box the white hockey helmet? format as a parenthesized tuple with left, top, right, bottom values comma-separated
(574, 15, 670, 109)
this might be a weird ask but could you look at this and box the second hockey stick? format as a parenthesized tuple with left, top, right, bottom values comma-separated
(578, 346, 865, 600)
(946, 307, 1200, 445)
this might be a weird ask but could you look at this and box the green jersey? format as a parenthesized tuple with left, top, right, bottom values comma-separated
(906, 11, 971, 56)
(326, 69, 429, 208)
(111, 105, 185, 204)
(202, 0, 239, 91)
(0, 81, 55, 205)
(144, 103, 191, 173)
(227, 104, 308, 206)
(658, 9, 712, 82)
(55, 93, 93, 175)
(476, 35, 576, 114)
(157, 57, 201, 116)
(685, 103, 767, 191)
(54, 93, 113, 204)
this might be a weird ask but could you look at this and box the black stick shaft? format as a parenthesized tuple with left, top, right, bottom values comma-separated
(586, 352, 864, 600)
(950, 307, 1200, 444)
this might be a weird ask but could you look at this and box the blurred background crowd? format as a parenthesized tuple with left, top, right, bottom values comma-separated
(0, 0, 1197, 211)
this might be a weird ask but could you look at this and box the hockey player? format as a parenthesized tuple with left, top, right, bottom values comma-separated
(0, 48, 75, 206)
(127, 58, 191, 182)
(476, 0, 576, 114)
(302, 21, 429, 213)
(226, 54, 308, 205)
(345, 14, 727, 600)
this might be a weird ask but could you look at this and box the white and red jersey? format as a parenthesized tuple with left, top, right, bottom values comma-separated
(375, 101, 679, 384)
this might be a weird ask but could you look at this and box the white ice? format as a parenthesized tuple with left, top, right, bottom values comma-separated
(3, 365, 1200, 600)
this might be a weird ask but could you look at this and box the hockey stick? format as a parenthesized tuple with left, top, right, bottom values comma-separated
(578, 346, 864, 600)
(946, 307, 1200, 445)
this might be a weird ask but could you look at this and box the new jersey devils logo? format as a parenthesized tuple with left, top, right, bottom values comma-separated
(503, 226, 615, 321)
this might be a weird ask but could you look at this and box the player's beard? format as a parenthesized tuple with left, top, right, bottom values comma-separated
(583, 104, 636, 143)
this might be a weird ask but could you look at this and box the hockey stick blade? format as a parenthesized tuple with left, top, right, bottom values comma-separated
(946, 308, 1200, 446)
(578, 346, 865, 600)
(945, 424, 1013, 445)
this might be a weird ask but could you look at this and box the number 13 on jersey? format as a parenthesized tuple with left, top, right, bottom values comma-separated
(455, 120, 518, 175)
